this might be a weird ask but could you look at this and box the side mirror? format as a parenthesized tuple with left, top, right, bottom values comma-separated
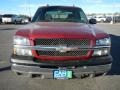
(89, 18, 97, 24)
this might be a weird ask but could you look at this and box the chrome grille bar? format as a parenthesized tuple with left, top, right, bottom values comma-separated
(14, 45, 110, 51)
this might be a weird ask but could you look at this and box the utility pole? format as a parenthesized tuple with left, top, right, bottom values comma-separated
(25, 0, 27, 16)
(25, 0, 31, 17)
(110, 0, 115, 24)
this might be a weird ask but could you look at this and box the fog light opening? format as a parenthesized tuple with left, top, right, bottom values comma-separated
(13, 48, 32, 56)
(93, 49, 109, 56)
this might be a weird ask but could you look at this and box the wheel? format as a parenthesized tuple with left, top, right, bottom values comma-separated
(20, 19, 23, 24)
(101, 19, 104, 23)
(14, 20, 17, 24)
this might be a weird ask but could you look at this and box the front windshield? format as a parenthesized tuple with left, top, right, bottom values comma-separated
(33, 7, 88, 23)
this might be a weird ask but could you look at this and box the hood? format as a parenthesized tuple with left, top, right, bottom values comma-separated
(16, 22, 108, 40)
(15, 22, 109, 61)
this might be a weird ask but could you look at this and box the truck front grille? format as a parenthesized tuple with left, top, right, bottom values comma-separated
(37, 50, 88, 56)
(35, 39, 89, 46)
(35, 39, 90, 57)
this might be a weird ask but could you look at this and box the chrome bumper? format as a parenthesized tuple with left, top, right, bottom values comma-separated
(11, 54, 112, 78)
(11, 62, 112, 77)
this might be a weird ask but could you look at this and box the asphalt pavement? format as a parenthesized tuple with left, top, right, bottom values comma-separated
(0, 23, 120, 90)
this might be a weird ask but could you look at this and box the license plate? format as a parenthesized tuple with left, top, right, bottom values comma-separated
(53, 70, 72, 79)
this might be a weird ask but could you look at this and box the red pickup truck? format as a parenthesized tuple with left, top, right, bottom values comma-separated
(11, 6, 112, 79)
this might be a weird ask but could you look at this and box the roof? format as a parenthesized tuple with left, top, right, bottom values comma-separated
(39, 5, 81, 9)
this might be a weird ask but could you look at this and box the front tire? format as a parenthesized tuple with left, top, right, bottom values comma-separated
(14, 20, 17, 24)
(101, 19, 104, 23)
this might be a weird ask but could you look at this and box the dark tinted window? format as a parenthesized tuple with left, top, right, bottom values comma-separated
(2, 14, 15, 18)
(32, 6, 88, 23)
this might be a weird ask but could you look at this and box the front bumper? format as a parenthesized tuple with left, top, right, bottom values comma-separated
(11, 55, 112, 77)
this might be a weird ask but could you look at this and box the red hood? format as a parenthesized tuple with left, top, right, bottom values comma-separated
(16, 22, 108, 40)
(15, 22, 109, 61)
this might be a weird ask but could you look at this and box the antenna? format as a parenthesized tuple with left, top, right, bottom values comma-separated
(28, 0, 31, 17)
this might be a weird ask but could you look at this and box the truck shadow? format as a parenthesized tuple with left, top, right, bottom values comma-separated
(0, 66, 11, 72)
(108, 34, 120, 75)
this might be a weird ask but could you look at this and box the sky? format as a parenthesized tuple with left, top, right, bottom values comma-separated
(0, 0, 120, 16)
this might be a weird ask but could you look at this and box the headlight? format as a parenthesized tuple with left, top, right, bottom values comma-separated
(14, 36, 30, 45)
(93, 37, 111, 56)
(13, 36, 32, 56)
(96, 38, 111, 46)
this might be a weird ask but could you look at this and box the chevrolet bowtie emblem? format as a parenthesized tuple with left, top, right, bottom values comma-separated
(56, 46, 78, 53)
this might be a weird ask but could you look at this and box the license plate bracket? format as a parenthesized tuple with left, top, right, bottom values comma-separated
(53, 70, 72, 79)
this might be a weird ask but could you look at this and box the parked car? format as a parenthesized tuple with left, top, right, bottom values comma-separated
(87, 16, 93, 20)
(21, 18, 29, 24)
(2, 14, 22, 24)
(20, 16, 31, 24)
(11, 6, 112, 79)
(95, 16, 107, 22)
(13, 15, 23, 24)
(113, 16, 120, 23)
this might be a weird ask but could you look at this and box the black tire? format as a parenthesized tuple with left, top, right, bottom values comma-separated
(14, 20, 17, 24)
(0, 21, 2, 24)
(20, 19, 23, 24)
